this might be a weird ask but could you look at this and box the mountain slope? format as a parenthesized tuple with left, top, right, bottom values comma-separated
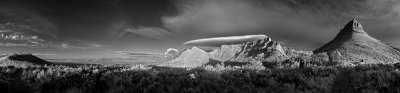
(314, 19, 400, 64)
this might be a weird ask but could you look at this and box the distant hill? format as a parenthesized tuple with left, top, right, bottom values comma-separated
(314, 19, 400, 65)
(0, 53, 53, 65)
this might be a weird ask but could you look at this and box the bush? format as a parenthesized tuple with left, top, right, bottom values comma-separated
(0, 64, 399, 93)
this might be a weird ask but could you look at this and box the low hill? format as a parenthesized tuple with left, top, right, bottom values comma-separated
(0, 53, 53, 65)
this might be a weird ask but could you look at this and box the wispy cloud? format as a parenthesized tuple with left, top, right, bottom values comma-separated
(0, 42, 39, 47)
(61, 40, 102, 49)
(0, 4, 58, 39)
(32, 53, 56, 56)
(107, 20, 172, 39)
(111, 50, 163, 56)
(126, 27, 172, 39)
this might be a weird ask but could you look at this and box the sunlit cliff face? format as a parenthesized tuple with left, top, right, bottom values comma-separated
(0, 0, 400, 58)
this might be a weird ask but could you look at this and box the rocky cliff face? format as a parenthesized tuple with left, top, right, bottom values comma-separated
(314, 19, 400, 65)
(210, 38, 288, 63)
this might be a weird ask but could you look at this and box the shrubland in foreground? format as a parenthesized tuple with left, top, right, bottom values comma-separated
(1, 64, 400, 93)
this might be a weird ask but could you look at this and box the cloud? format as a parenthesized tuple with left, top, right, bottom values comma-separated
(161, 0, 400, 50)
(0, 42, 38, 47)
(32, 53, 56, 56)
(112, 50, 163, 56)
(0, 31, 51, 47)
(1, 0, 399, 53)
(106, 20, 130, 39)
(184, 34, 269, 47)
(164, 48, 179, 59)
(0, 11, 58, 48)
(126, 27, 172, 39)
(106, 20, 172, 39)
(164, 0, 266, 34)
(0, 23, 61, 48)
(61, 40, 102, 49)
(0, 4, 58, 39)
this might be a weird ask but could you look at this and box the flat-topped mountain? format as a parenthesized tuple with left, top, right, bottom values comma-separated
(160, 35, 288, 68)
(314, 19, 400, 64)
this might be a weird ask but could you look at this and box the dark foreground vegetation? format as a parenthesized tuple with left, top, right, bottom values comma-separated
(1, 64, 400, 93)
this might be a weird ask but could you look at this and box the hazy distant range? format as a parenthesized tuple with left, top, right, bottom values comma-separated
(46, 54, 169, 65)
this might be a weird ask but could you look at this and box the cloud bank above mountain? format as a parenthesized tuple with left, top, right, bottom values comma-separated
(184, 34, 269, 47)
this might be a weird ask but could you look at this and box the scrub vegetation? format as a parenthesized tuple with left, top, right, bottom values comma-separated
(1, 62, 400, 93)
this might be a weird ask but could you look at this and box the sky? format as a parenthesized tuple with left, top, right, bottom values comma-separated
(0, 0, 400, 58)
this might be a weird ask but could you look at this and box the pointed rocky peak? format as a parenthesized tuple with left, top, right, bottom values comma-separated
(314, 19, 400, 64)
(342, 19, 366, 33)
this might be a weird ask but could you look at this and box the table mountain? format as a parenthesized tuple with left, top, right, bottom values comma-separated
(160, 35, 289, 68)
